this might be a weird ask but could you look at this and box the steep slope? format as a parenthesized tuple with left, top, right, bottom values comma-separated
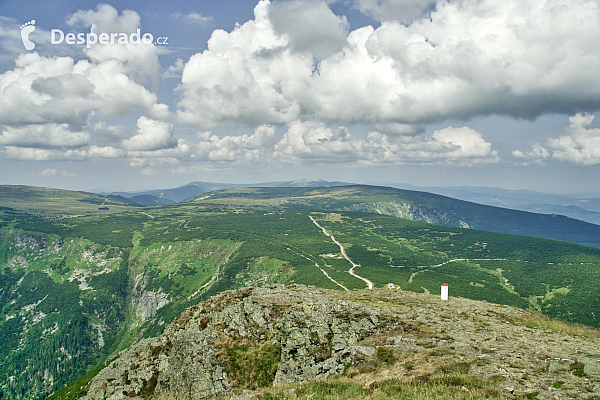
(80, 285, 600, 400)
(186, 185, 600, 247)
(387, 183, 600, 225)
(2, 185, 600, 399)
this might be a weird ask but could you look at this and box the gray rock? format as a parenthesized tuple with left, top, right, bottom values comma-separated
(82, 285, 405, 400)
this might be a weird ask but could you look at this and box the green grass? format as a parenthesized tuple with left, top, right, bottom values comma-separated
(255, 375, 503, 400)
(218, 340, 282, 389)
(2, 186, 600, 399)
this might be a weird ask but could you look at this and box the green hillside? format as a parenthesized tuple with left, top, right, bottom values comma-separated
(0, 185, 139, 214)
(1, 185, 599, 399)
(186, 185, 600, 247)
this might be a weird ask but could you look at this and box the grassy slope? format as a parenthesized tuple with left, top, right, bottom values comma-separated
(1, 185, 600, 398)
(186, 185, 600, 247)
(0, 185, 139, 214)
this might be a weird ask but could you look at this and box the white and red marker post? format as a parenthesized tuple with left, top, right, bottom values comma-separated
(441, 283, 449, 301)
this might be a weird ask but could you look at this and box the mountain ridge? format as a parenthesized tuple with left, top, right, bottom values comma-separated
(185, 185, 600, 248)
(2, 184, 600, 399)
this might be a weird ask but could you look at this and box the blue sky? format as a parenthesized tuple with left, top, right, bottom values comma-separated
(0, 0, 599, 194)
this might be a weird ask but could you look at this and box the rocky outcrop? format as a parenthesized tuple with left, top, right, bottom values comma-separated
(82, 285, 408, 400)
(132, 290, 170, 320)
(82, 284, 600, 400)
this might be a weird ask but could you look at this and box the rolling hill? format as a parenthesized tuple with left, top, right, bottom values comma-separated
(1, 184, 600, 399)
(0, 185, 139, 213)
(107, 179, 349, 206)
(185, 185, 600, 248)
(387, 183, 600, 226)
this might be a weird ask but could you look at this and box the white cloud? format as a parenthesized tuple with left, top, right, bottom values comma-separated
(171, 11, 213, 25)
(39, 168, 57, 177)
(512, 142, 550, 165)
(269, 0, 349, 59)
(177, 0, 307, 127)
(163, 58, 185, 78)
(274, 121, 365, 163)
(197, 125, 277, 161)
(122, 117, 177, 151)
(177, 0, 600, 128)
(548, 113, 600, 165)
(374, 122, 423, 136)
(87, 145, 124, 158)
(0, 124, 90, 149)
(3, 146, 62, 161)
(0, 52, 169, 128)
(432, 126, 499, 162)
(189, 121, 498, 166)
(0, 4, 169, 135)
(67, 4, 141, 34)
(68, 4, 161, 86)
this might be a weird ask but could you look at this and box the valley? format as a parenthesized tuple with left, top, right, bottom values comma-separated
(0, 184, 599, 399)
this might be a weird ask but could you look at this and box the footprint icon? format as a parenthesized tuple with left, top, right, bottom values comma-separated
(20, 20, 36, 51)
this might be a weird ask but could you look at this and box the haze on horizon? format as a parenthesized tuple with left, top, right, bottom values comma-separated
(1, 0, 600, 194)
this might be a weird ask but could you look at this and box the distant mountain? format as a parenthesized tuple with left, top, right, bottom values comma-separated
(0, 185, 139, 213)
(106, 179, 349, 205)
(186, 185, 600, 247)
(385, 183, 600, 225)
(3, 184, 600, 399)
(128, 194, 176, 207)
(107, 180, 600, 225)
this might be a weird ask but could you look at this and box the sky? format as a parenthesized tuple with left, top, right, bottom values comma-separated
(0, 0, 599, 194)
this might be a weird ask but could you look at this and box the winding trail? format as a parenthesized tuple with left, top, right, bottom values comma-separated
(309, 216, 373, 289)
(391, 258, 506, 269)
(285, 246, 349, 291)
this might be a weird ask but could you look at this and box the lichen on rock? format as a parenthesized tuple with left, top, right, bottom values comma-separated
(81, 285, 408, 400)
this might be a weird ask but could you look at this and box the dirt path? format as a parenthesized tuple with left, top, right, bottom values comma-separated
(392, 258, 506, 269)
(309, 216, 373, 289)
(285, 246, 349, 291)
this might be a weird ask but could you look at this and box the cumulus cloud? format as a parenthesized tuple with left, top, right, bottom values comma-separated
(512, 143, 550, 165)
(68, 4, 140, 34)
(87, 145, 124, 158)
(274, 121, 366, 163)
(3, 144, 125, 161)
(122, 117, 177, 151)
(269, 0, 349, 59)
(0, 3, 168, 138)
(0, 4, 173, 165)
(177, 0, 307, 127)
(68, 4, 161, 86)
(0, 53, 168, 129)
(432, 126, 499, 162)
(163, 58, 185, 78)
(197, 125, 277, 162)
(3, 146, 63, 161)
(350, 0, 433, 23)
(0, 124, 90, 149)
(190, 121, 498, 166)
(548, 113, 600, 165)
(177, 0, 600, 128)
(512, 113, 600, 165)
